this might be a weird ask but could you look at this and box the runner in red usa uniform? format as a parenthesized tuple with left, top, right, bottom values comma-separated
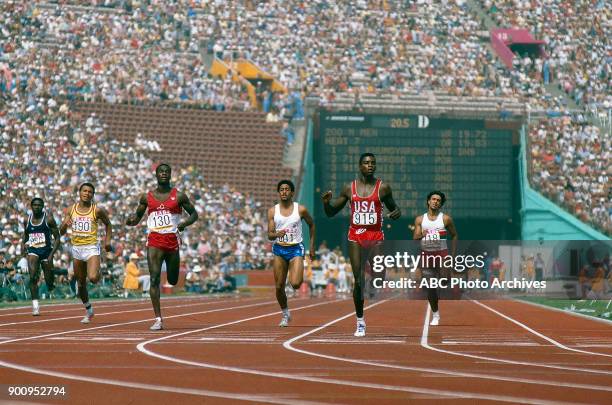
(126, 163, 198, 330)
(321, 153, 401, 337)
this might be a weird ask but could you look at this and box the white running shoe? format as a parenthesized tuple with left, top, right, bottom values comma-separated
(81, 311, 94, 324)
(32, 306, 40, 316)
(430, 314, 440, 326)
(150, 318, 164, 331)
(354, 322, 366, 337)
(279, 312, 291, 327)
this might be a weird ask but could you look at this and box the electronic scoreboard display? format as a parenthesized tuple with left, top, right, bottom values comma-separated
(315, 112, 516, 220)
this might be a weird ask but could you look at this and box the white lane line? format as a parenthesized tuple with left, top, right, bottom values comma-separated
(0, 297, 262, 327)
(0, 295, 226, 316)
(0, 299, 327, 404)
(441, 341, 539, 346)
(0, 299, 280, 346)
(307, 339, 404, 344)
(139, 299, 587, 403)
(421, 304, 612, 376)
(514, 298, 612, 325)
(282, 301, 594, 404)
(474, 300, 612, 359)
(280, 301, 612, 394)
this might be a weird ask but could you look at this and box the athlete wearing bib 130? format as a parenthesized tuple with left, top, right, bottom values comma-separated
(272, 202, 305, 261)
(69, 202, 100, 261)
(146, 188, 182, 251)
(348, 178, 384, 246)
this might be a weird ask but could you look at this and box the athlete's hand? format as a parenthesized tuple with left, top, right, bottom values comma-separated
(309, 250, 315, 262)
(321, 191, 332, 204)
(47, 252, 54, 262)
(387, 207, 401, 220)
(177, 222, 186, 233)
(104, 241, 112, 252)
(275, 229, 287, 239)
(126, 215, 138, 226)
(60, 216, 72, 234)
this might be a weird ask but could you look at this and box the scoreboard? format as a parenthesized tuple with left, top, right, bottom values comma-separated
(315, 112, 516, 220)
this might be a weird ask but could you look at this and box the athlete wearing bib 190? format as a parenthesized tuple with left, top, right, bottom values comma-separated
(69, 203, 100, 261)
(146, 188, 182, 251)
(348, 179, 384, 246)
(26, 212, 52, 260)
(420, 211, 449, 267)
(272, 202, 305, 261)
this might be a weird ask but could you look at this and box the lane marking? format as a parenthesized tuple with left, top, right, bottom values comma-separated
(421, 304, 612, 376)
(474, 300, 612, 359)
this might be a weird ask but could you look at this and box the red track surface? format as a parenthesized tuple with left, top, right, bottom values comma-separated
(0, 295, 611, 404)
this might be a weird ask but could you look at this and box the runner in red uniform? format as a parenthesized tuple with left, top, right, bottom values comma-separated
(126, 163, 198, 330)
(321, 153, 400, 336)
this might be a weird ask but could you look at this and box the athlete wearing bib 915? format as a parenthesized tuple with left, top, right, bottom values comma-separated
(413, 190, 458, 327)
(321, 153, 401, 337)
(126, 163, 198, 331)
(60, 182, 113, 324)
(267, 180, 315, 327)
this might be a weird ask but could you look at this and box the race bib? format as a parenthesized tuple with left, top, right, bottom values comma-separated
(147, 210, 177, 233)
(28, 232, 46, 248)
(72, 216, 92, 233)
(352, 212, 377, 226)
(424, 230, 440, 241)
(278, 229, 296, 244)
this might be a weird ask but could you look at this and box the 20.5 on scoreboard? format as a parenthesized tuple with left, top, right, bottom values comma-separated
(314, 112, 517, 222)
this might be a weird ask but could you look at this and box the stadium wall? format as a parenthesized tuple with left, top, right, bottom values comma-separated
(519, 126, 609, 241)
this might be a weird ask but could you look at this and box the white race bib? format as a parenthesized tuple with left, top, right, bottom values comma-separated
(278, 229, 296, 244)
(28, 232, 46, 248)
(147, 210, 178, 233)
(72, 216, 92, 233)
(352, 212, 377, 226)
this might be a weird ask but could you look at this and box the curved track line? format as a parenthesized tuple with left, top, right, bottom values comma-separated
(0, 299, 316, 404)
(474, 300, 612, 358)
(421, 304, 612, 376)
(137, 300, 581, 404)
(282, 301, 612, 393)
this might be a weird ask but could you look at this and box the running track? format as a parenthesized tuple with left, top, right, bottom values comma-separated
(0, 295, 611, 404)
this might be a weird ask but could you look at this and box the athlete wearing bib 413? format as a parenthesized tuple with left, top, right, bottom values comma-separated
(272, 202, 305, 261)
(348, 178, 384, 246)
(146, 188, 182, 251)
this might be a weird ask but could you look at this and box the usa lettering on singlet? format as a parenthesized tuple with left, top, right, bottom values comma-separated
(146, 189, 182, 235)
(70, 204, 98, 246)
(274, 202, 303, 246)
(420, 212, 448, 252)
(348, 179, 384, 242)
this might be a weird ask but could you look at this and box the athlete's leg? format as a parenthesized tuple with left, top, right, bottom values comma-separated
(147, 247, 165, 319)
(85, 254, 101, 284)
(287, 256, 304, 290)
(74, 259, 89, 304)
(348, 241, 364, 318)
(165, 250, 181, 286)
(273, 256, 290, 310)
(27, 255, 41, 300)
(40, 259, 55, 292)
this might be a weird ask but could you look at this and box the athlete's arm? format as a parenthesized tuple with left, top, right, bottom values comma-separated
(444, 214, 458, 256)
(47, 213, 62, 262)
(126, 193, 148, 226)
(96, 206, 113, 252)
(177, 191, 198, 232)
(267, 207, 286, 241)
(380, 182, 401, 220)
(299, 205, 316, 261)
(413, 216, 423, 240)
(321, 183, 350, 217)
(21, 218, 28, 258)
(59, 207, 72, 236)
